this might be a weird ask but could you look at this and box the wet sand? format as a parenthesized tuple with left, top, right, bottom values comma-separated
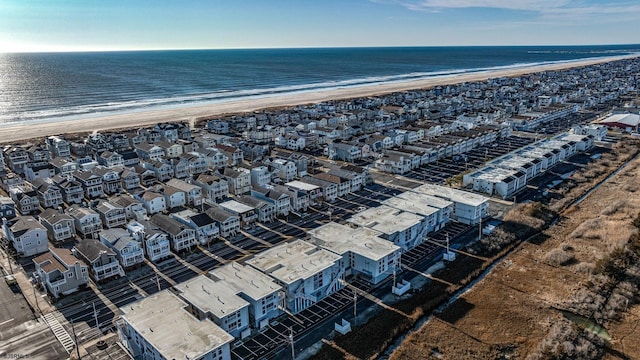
(0, 54, 636, 144)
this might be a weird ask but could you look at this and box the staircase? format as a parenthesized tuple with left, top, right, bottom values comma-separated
(42, 312, 75, 354)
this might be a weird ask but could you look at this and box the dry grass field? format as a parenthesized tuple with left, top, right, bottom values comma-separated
(390, 142, 640, 360)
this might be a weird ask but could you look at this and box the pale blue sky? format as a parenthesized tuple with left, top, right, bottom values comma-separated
(0, 0, 638, 52)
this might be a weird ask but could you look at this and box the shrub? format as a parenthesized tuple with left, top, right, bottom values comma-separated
(544, 248, 576, 267)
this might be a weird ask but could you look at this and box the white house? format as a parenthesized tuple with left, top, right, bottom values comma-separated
(99, 228, 145, 270)
(175, 275, 251, 339)
(246, 240, 344, 314)
(126, 220, 172, 263)
(33, 247, 89, 299)
(348, 205, 428, 251)
(3, 216, 48, 257)
(308, 222, 402, 285)
(208, 263, 283, 330)
(117, 290, 234, 360)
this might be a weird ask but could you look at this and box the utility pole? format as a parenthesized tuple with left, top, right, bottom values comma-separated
(156, 274, 161, 292)
(33, 282, 40, 315)
(289, 327, 295, 360)
(93, 302, 102, 342)
(478, 217, 482, 243)
(353, 289, 358, 328)
(71, 318, 81, 360)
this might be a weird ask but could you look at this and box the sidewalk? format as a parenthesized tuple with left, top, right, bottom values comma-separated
(0, 249, 56, 315)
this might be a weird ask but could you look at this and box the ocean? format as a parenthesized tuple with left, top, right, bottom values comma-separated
(1, 45, 639, 124)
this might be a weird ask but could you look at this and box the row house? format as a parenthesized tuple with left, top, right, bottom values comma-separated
(110, 194, 147, 221)
(66, 205, 103, 239)
(175, 275, 251, 339)
(73, 239, 125, 282)
(205, 207, 240, 238)
(2, 216, 48, 257)
(93, 166, 122, 195)
(218, 200, 257, 229)
(96, 200, 127, 228)
(275, 133, 306, 151)
(0, 196, 16, 220)
(31, 178, 64, 209)
(170, 210, 220, 245)
(49, 175, 83, 205)
(96, 151, 125, 168)
(236, 195, 276, 223)
(33, 247, 89, 299)
(132, 164, 157, 187)
(251, 187, 291, 217)
(223, 167, 251, 195)
(99, 228, 145, 270)
(328, 166, 366, 192)
(126, 220, 172, 262)
(9, 187, 39, 215)
(194, 174, 229, 203)
(49, 157, 78, 176)
(150, 214, 197, 253)
(27, 144, 50, 168)
(166, 178, 203, 207)
(120, 150, 140, 167)
(348, 205, 428, 251)
(331, 143, 362, 163)
(39, 209, 75, 243)
(72, 170, 104, 199)
(208, 263, 283, 330)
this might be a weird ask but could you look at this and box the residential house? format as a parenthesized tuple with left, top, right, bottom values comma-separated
(39, 208, 75, 243)
(218, 200, 257, 229)
(137, 191, 167, 215)
(49, 157, 78, 176)
(96, 151, 125, 168)
(0, 196, 16, 220)
(246, 240, 344, 314)
(2, 216, 48, 257)
(251, 187, 291, 217)
(73, 239, 125, 282)
(268, 158, 297, 182)
(31, 178, 64, 209)
(126, 220, 172, 262)
(32, 247, 89, 299)
(236, 195, 275, 223)
(9, 187, 39, 215)
(117, 291, 234, 360)
(92, 166, 122, 195)
(205, 207, 240, 238)
(52, 175, 84, 205)
(157, 140, 183, 158)
(144, 160, 174, 182)
(95, 200, 127, 228)
(117, 167, 141, 191)
(223, 167, 251, 195)
(150, 184, 186, 210)
(110, 194, 147, 221)
(193, 174, 229, 203)
(66, 205, 103, 239)
(249, 165, 272, 188)
(134, 143, 164, 161)
(166, 178, 203, 207)
(72, 170, 104, 199)
(175, 275, 251, 339)
(170, 210, 220, 245)
(208, 263, 283, 330)
(150, 214, 197, 253)
(99, 228, 145, 269)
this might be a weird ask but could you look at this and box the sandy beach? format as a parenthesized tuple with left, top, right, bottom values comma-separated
(0, 54, 636, 144)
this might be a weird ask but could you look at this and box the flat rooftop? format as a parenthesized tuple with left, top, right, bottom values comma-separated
(246, 240, 341, 285)
(120, 290, 233, 360)
(285, 180, 319, 192)
(394, 191, 453, 210)
(413, 184, 488, 207)
(175, 275, 249, 319)
(382, 195, 440, 217)
(208, 262, 282, 301)
(347, 205, 423, 235)
(307, 222, 400, 262)
(218, 199, 255, 214)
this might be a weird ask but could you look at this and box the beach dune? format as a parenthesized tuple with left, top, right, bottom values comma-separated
(0, 54, 636, 144)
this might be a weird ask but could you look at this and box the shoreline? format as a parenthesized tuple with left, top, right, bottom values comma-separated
(0, 54, 637, 144)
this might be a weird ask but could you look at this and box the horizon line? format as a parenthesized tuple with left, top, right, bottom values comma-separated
(2, 43, 640, 55)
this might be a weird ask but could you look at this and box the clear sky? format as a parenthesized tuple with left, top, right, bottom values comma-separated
(0, 0, 638, 52)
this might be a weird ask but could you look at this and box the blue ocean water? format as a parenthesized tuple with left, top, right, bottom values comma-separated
(0, 45, 639, 124)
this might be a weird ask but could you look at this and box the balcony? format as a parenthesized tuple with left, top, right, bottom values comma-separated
(93, 262, 124, 281)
